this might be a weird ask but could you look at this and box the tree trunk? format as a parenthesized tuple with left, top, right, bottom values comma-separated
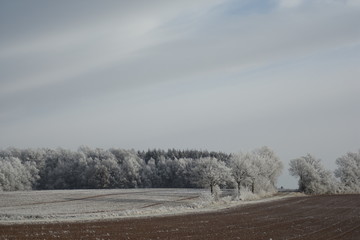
(237, 181, 241, 196)
(251, 179, 255, 193)
(210, 184, 213, 195)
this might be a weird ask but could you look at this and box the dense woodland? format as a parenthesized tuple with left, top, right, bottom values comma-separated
(0, 146, 282, 195)
(0, 147, 359, 195)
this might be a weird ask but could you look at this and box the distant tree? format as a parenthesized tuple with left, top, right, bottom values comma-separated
(0, 157, 34, 191)
(153, 156, 170, 187)
(253, 146, 283, 192)
(229, 147, 283, 197)
(229, 153, 252, 196)
(139, 158, 155, 188)
(118, 153, 142, 188)
(289, 154, 336, 194)
(93, 163, 111, 188)
(38, 148, 83, 189)
(335, 150, 360, 193)
(154, 157, 190, 188)
(142, 158, 162, 187)
(192, 157, 231, 194)
(244, 154, 260, 194)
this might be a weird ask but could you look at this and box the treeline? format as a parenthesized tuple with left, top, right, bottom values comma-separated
(0, 146, 283, 196)
(2, 146, 357, 195)
(289, 150, 360, 194)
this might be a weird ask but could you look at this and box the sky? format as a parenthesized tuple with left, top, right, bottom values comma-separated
(1, 0, 359, 188)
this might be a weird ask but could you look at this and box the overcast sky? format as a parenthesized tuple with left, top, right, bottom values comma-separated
(1, 0, 359, 188)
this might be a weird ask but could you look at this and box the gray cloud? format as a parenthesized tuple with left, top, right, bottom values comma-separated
(1, 0, 359, 188)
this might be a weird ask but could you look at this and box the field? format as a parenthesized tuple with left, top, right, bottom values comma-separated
(0, 190, 359, 240)
(0, 189, 218, 223)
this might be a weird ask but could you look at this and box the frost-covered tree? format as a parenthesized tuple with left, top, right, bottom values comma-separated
(335, 150, 360, 193)
(229, 153, 253, 196)
(192, 157, 231, 194)
(38, 148, 85, 189)
(0, 157, 35, 191)
(0, 146, 284, 192)
(93, 162, 111, 188)
(155, 157, 175, 188)
(139, 158, 157, 187)
(289, 154, 336, 194)
(81, 148, 121, 189)
(118, 154, 142, 188)
(229, 147, 283, 197)
(252, 146, 283, 193)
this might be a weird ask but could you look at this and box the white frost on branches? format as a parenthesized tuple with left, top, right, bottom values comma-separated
(191, 157, 231, 195)
(229, 146, 283, 198)
(0, 157, 38, 191)
(335, 150, 360, 193)
(289, 154, 337, 194)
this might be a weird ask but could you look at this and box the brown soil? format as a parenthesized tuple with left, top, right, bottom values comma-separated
(1, 194, 359, 240)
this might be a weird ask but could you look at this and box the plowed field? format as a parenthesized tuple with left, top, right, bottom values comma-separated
(1, 194, 359, 240)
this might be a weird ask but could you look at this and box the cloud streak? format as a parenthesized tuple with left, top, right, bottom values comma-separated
(0, 0, 359, 188)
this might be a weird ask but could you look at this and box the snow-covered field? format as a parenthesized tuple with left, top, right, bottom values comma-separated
(0, 188, 293, 224)
(0, 189, 207, 223)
